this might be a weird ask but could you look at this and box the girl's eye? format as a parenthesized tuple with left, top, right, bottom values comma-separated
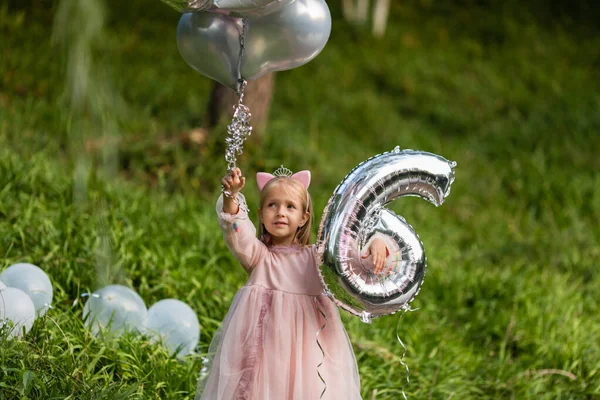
(287, 205, 296, 209)
(268, 203, 275, 207)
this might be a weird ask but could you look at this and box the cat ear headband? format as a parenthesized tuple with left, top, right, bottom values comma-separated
(256, 165, 311, 191)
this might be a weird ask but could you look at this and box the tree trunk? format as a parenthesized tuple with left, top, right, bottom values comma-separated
(372, 0, 390, 38)
(205, 72, 276, 139)
(342, 0, 391, 38)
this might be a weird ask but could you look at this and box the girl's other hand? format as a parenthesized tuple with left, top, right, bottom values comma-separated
(221, 167, 246, 196)
(362, 237, 388, 274)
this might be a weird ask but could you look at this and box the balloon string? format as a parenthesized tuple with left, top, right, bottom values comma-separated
(314, 297, 328, 399)
(396, 306, 419, 400)
(236, 18, 247, 91)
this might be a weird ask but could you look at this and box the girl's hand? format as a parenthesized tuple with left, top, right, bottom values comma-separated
(221, 168, 246, 196)
(362, 237, 388, 274)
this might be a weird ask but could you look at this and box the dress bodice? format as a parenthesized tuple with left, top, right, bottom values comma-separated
(245, 245, 323, 296)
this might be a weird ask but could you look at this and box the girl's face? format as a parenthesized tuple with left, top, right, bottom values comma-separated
(259, 183, 309, 246)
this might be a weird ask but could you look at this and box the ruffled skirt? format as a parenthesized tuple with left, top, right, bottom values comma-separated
(196, 285, 362, 400)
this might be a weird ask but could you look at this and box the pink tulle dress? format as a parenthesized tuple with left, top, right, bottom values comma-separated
(195, 195, 362, 400)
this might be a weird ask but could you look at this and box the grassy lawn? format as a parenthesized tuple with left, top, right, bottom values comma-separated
(1, 0, 599, 398)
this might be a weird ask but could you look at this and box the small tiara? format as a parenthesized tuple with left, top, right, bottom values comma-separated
(273, 165, 293, 177)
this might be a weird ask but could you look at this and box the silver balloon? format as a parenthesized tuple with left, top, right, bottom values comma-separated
(212, 0, 294, 17)
(159, 0, 212, 13)
(144, 299, 200, 358)
(0, 263, 53, 316)
(160, 0, 290, 15)
(177, 12, 242, 88)
(316, 146, 456, 323)
(177, 0, 331, 88)
(0, 287, 36, 338)
(83, 285, 147, 337)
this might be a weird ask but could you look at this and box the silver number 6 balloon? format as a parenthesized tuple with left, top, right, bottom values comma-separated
(316, 146, 456, 323)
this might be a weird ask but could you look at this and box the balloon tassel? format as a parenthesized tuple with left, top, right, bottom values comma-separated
(224, 17, 251, 172)
(221, 19, 251, 213)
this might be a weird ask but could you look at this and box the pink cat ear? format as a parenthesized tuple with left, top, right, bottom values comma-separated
(256, 173, 275, 190)
(291, 170, 311, 189)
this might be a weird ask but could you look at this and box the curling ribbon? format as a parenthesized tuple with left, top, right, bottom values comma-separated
(314, 296, 328, 399)
(396, 305, 419, 400)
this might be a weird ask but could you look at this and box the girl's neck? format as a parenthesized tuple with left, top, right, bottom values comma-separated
(264, 235, 307, 247)
(269, 238, 297, 247)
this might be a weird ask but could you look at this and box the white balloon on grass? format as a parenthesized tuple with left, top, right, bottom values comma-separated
(144, 299, 200, 357)
(0, 263, 53, 316)
(83, 285, 147, 337)
(0, 287, 36, 338)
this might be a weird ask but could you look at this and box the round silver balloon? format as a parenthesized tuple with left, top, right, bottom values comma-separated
(0, 287, 36, 338)
(316, 146, 456, 323)
(83, 285, 147, 337)
(177, 12, 243, 88)
(144, 299, 200, 358)
(177, 0, 331, 88)
(0, 263, 53, 316)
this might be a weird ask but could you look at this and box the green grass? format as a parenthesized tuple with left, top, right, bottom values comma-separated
(1, 0, 600, 398)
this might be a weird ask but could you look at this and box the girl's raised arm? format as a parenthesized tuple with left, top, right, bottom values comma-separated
(217, 169, 266, 272)
(221, 168, 246, 215)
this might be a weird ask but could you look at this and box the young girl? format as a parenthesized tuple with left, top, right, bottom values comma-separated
(196, 167, 390, 400)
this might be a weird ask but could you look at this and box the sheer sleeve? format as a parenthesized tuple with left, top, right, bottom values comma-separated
(216, 193, 266, 272)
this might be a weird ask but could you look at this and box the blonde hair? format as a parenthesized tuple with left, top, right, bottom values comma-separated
(258, 177, 313, 246)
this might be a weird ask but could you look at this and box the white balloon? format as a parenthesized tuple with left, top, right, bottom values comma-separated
(144, 299, 200, 357)
(0, 287, 36, 338)
(0, 263, 53, 316)
(83, 285, 147, 337)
